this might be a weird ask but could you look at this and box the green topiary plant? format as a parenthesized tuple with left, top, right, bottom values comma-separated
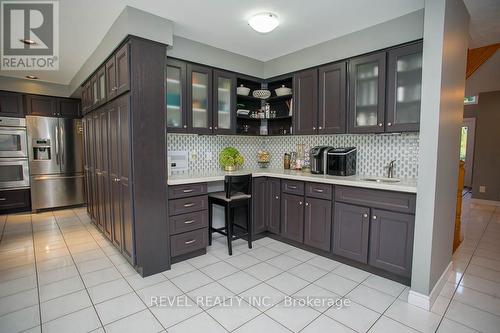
(219, 147, 244, 171)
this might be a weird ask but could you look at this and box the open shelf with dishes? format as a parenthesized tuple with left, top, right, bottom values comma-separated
(235, 75, 294, 136)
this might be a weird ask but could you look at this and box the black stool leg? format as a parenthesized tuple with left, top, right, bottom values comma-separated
(247, 200, 252, 249)
(208, 200, 213, 246)
(225, 205, 232, 255)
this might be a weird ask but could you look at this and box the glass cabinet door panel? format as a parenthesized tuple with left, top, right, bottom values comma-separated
(99, 74, 106, 101)
(166, 66, 183, 128)
(394, 52, 422, 124)
(92, 80, 98, 104)
(217, 76, 231, 130)
(191, 71, 208, 128)
(355, 62, 379, 127)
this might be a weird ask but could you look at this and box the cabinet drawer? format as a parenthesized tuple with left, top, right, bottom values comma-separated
(306, 183, 333, 200)
(169, 195, 208, 216)
(335, 186, 416, 214)
(169, 183, 207, 199)
(0, 189, 30, 211)
(170, 228, 208, 257)
(282, 180, 305, 195)
(170, 210, 208, 235)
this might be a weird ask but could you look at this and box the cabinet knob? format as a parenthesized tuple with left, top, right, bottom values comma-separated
(275, 195, 279, 199)
(209, 126, 212, 130)
(312, 127, 316, 130)
(378, 123, 383, 127)
(373, 215, 377, 220)
(183, 125, 187, 128)
(305, 202, 309, 206)
(387, 122, 392, 127)
(214, 126, 218, 130)
(299, 201, 303, 205)
(363, 213, 368, 218)
(319, 126, 322, 130)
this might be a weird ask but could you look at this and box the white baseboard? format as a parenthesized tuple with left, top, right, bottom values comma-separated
(408, 261, 452, 310)
(470, 198, 500, 207)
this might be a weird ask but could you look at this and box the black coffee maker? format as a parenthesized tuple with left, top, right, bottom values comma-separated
(309, 146, 331, 174)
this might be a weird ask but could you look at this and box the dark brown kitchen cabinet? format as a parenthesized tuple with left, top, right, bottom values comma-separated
(166, 58, 188, 133)
(369, 209, 414, 277)
(97, 109, 112, 238)
(267, 178, 281, 234)
(82, 80, 92, 114)
(0, 91, 23, 117)
(304, 197, 332, 251)
(58, 98, 80, 118)
(281, 193, 304, 242)
(294, 68, 318, 135)
(318, 62, 347, 134)
(252, 177, 267, 235)
(0, 189, 30, 213)
(187, 64, 213, 134)
(82, 117, 93, 217)
(105, 56, 117, 100)
(90, 74, 99, 107)
(24, 94, 57, 116)
(348, 52, 386, 134)
(333, 202, 370, 263)
(116, 95, 134, 262)
(115, 43, 130, 96)
(92, 112, 102, 230)
(108, 102, 122, 248)
(97, 65, 107, 104)
(213, 70, 236, 134)
(386, 42, 422, 132)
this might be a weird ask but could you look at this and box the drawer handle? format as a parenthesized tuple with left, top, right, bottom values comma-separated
(288, 185, 297, 189)
(363, 213, 368, 218)
(373, 215, 377, 220)
(185, 239, 196, 245)
(184, 220, 195, 224)
(313, 189, 324, 193)
(0, 198, 6, 201)
(183, 203, 195, 207)
(182, 189, 194, 193)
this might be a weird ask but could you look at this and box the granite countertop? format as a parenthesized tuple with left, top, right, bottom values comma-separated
(167, 169, 417, 193)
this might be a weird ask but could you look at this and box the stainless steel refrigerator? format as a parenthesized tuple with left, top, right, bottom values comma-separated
(27, 116, 84, 211)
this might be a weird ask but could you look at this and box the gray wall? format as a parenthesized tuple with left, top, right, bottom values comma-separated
(167, 36, 264, 78)
(0, 76, 70, 97)
(412, 0, 469, 297)
(263, 9, 424, 78)
(470, 91, 500, 201)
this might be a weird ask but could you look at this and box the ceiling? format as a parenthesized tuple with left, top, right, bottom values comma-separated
(3, 0, 500, 87)
(463, 0, 500, 48)
(0, 0, 424, 86)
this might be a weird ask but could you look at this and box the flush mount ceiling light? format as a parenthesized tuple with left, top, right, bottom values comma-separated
(20, 39, 37, 45)
(248, 12, 279, 33)
(26, 75, 38, 79)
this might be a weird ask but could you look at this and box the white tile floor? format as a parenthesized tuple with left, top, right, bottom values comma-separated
(0, 198, 499, 332)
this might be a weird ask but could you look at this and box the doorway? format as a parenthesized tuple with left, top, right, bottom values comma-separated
(460, 117, 476, 188)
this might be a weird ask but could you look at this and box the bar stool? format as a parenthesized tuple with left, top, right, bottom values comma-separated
(208, 174, 252, 255)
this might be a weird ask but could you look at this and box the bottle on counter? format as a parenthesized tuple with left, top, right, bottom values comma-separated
(283, 153, 291, 169)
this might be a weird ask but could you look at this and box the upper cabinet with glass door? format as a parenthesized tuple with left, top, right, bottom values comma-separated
(348, 52, 386, 133)
(213, 70, 236, 134)
(386, 42, 422, 132)
(166, 59, 187, 133)
(187, 64, 213, 134)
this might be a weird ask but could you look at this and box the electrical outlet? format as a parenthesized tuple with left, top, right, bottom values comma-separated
(191, 150, 197, 161)
(206, 151, 212, 161)
(479, 186, 486, 193)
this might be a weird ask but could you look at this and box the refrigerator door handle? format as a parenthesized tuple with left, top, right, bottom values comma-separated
(59, 121, 64, 168)
(55, 123, 60, 165)
(32, 174, 84, 181)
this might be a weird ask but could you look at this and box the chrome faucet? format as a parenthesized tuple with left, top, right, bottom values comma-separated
(387, 160, 396, 178)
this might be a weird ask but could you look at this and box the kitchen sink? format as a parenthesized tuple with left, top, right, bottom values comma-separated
(362, 178, 401, 183)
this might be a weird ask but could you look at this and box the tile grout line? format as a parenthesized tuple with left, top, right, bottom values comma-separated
(29, 213, 44, 332)
(434, 207, 497, 332)
(46, 210, 106, 331)
(74, 210, 173, 332)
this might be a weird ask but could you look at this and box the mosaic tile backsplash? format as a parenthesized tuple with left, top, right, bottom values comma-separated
(167, 133, 419, 178)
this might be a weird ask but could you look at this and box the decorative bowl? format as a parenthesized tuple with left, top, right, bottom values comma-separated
(237, 85, 250, 96)
(252, 89, 271, 99)
(275, 85, 292, 96)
